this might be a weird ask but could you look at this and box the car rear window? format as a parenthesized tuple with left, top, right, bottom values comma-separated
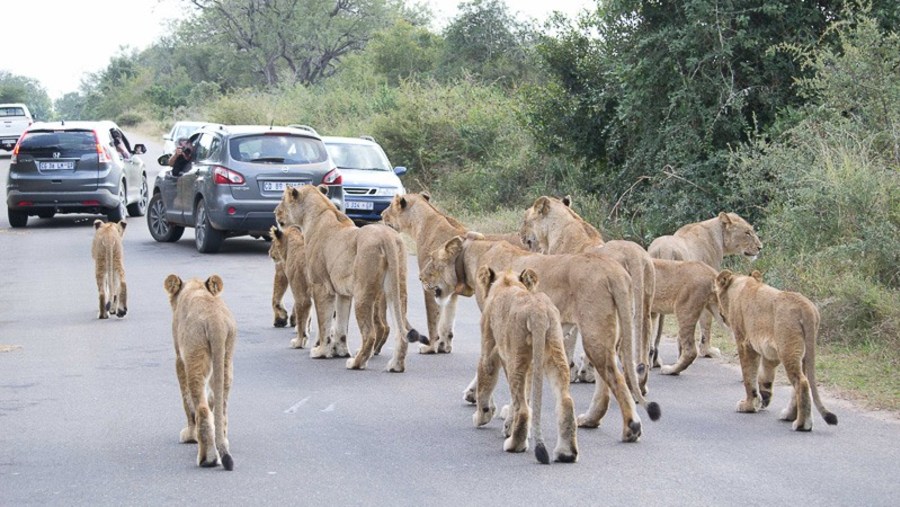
(18, 130, 98, 157)
(325, 143, 391, 171)
(230, 134, 328, 164)
(0, 107, 27, 117)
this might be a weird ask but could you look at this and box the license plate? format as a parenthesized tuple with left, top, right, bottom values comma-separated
(263, 181, 303, 192)
(345, 200, 374, 210)
(39, 161, 75, 170)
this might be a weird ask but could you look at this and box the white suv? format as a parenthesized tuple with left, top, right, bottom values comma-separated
(0, 103, 33, 151)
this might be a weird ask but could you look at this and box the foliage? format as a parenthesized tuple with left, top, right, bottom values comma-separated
(730, 14, 900, 347)
(0, 71, 52, 120)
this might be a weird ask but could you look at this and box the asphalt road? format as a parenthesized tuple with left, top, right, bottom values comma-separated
(1, 131, 897, 506)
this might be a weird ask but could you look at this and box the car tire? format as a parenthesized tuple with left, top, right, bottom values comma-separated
(126, 174, 149, 217)
(8, 208, 27, 228)
(147, 193, 184, 242)
(195, 199, 224, 254)
(107, 183, 127, 222)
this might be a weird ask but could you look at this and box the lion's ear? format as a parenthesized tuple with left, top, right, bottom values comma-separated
(118, 221, 127, 233)
(715, 270, 734, 292)
(718, 212, 732, 225)
(398, 196, 408, 209)
(164, 274, 183, 296)
(94, 219, 103, 230)
(289, 186, 299, 200)
(476, 266, 495, 294)
(519, 268, 538, 291)
(561, 195, 572, 207)
(750, 270, 763, 282)
(445, 236, 464, 258)
(205, 275, 224, 296)
(421, 192, 431, 202)
(534, 196, 552, 216)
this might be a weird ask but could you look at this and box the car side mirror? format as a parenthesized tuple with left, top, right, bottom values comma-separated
(157, 154, 171, 166)
(132, 144, 147, 155)
(394, 166, 407, 177)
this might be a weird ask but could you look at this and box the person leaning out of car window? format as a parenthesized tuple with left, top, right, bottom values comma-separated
(111, 129, 131, 161)
(167, 137, 193, 177)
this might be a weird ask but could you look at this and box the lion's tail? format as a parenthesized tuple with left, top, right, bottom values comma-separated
(802, 307, 837, 426)
(382, 235, 426, 347)
(211, 327, 234, 470)
(613, 276, 661, 422)
(528, 310, 550, 465)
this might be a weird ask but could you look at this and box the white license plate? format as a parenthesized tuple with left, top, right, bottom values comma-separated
(39, 161, 75, 170)
(263, 181, 303, 192)
(345, 200, 374, 210)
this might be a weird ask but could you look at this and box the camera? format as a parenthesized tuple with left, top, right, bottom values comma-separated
(182, 147, 193, 159)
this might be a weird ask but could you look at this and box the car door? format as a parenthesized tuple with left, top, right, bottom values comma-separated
(178, 132, 219, 225)
(113, 128, 142, 203)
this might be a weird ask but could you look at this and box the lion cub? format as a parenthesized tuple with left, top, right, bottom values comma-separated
(164, 274, 237, 470)
(91, 219, 127, 319)
(474, 266, 578, 464)
(715, 270, 838, 431)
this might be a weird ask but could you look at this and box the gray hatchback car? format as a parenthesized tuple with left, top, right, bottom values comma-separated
(6, 121, 149, 228)
(147, 124, 344, 253)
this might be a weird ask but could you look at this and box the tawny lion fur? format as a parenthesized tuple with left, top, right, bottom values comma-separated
(420, 234, 661, 442)
(473, 267, 578, 464)
(274, 185, 423, 372)
(381, 193, 524, 355)
(519, 196, 655, 391)
(91, 219, 128, 319)
(715, 270, 837, 431)
(164, 274, 237, 470)
(648, 212, 763, 361)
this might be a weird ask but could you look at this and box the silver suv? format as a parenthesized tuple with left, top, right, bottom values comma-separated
(6, 121, 148, 227)
(147, 124, 344, 253)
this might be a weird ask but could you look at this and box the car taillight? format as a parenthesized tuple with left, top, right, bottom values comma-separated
(322, 168, 342, 185)
(213, 166, 245, 185)
(93, 131, 112, 163)
(10, 141, 20, 164)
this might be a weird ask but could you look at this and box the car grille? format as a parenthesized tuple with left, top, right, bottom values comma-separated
(344, 187, 376, 196)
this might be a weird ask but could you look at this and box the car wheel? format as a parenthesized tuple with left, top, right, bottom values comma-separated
(107, 183, 127, 222)
(147, 193, 184, 242)
(195, 199, 224, 253)
(126, 174, 149, 217)
(8, 208, 27, 228)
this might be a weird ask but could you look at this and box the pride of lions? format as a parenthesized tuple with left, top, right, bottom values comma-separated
(91, 184, 837, 470)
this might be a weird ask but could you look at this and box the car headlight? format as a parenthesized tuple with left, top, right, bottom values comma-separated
(373, 187, 403, 196)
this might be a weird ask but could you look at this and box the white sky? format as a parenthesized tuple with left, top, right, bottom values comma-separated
(2, 0, 595, 101)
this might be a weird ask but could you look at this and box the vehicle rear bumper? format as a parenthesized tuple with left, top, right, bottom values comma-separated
(6, 188, 120, 212)
(344, 196, 391, 222)
(209, 188, 345, 234)
(0, 137, 19, 150)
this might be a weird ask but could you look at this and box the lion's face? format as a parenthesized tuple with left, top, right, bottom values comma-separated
(381, 195, 407, 231)
(419, 253, 457, 306)
(268, 228, 286, 262)
(721, 213, 762, 259)
(519, 206, 542, 253)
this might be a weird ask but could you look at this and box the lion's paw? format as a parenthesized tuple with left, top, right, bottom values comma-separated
(792, 418, 812, 432)
(660, 364, 679, 375)
(290, 336, 307, 349)
(179, 426, 197, 444)
(576, 413, 599, 429)
(737, 397, 762, 413)
(473, 405, 493, 427)
(700, 345, 721, 358)
(623, 419, 642, 443)
(385, 358, 405, 373)
(503, 436, 527, 453)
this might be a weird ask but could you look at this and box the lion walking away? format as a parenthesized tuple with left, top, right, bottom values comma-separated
(164, 274, 237, 470)
(91, 220, 128, 319)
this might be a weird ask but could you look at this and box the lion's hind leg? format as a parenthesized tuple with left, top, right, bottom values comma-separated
(95, 264, 109, 320)
(736, 340, 763, 413)
(503, 354, 530, 454)
(546, 338, 578, 463)
(782, 356, 813, 431)
(187, 352, 219, 468)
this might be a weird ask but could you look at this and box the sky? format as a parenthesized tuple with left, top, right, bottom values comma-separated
(3, 0, 595, 101)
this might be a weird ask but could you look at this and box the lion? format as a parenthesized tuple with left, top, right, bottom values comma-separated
(269, 240, 294, 329)
(650, 259, 722, 375)
(164, 274, 237, 470)
(519, 196, 655, 391)
(715, 270, 838, 431)
(420, 233, 661, 442)
(473, 266, 577, 464)
(648, 212, 763, 361)
(91, 219, 128, 319)
(269, 225, 391, 353)
(381, 193, 526, 355)
(275, 185, 425, 372)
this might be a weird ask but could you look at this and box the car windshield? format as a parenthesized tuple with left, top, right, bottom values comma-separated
(230, 134, 328, 164)
(18, 130, 97, 156)
(174, 125, 201, 139)
(325, 143, 391, 171)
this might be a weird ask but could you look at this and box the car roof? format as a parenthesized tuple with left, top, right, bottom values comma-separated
(198, 124, 323, 140)
(321, 136, 379, 146)
(28, 120, 119, 131)
(172, 121, 209, 127)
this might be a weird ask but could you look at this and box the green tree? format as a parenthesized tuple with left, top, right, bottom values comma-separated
(440, 0, 536, 87)
(0, 71, 52, 120)
(368, 19, 444, 85)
